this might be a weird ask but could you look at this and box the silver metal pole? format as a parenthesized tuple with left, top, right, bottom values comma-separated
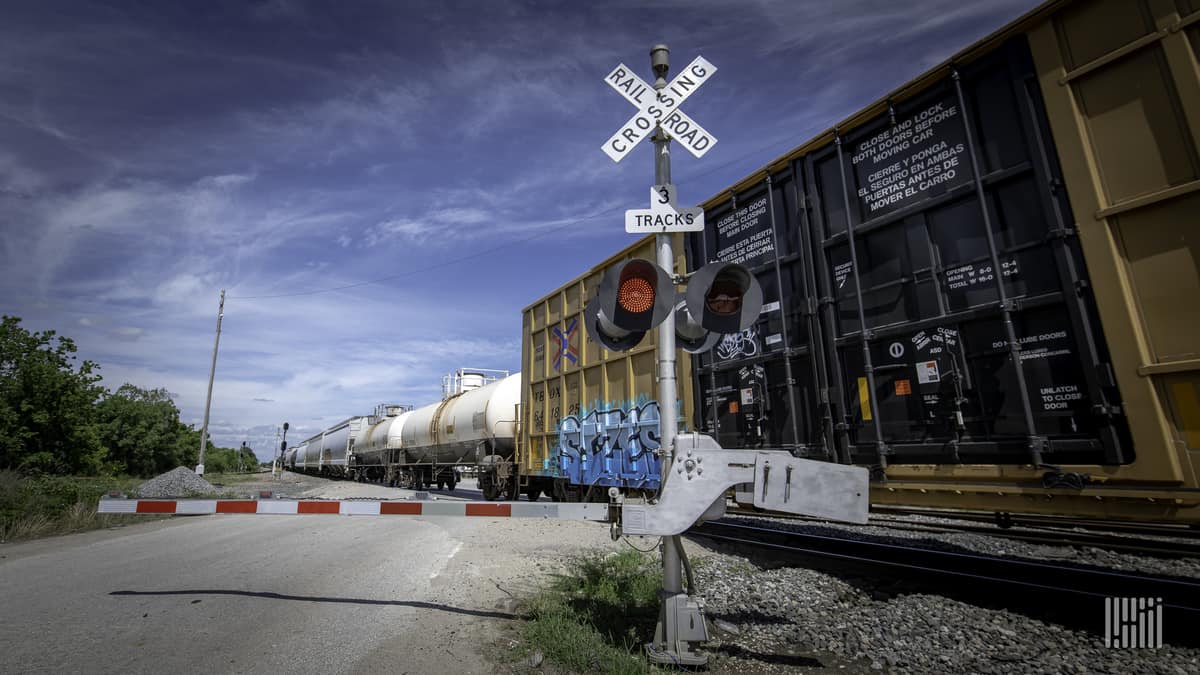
(196, 289, 225, 476)
(645, 44, 707, 668)
(651, 43, 682, 602)
(655, 155, 682, 599)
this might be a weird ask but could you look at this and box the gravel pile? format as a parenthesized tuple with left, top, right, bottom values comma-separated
(729, 514, 1200, 580)
(135, 467, 219, 498)
(692, 547, 1200, 674)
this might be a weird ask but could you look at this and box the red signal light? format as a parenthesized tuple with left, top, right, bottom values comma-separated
(584, 258, 672, 352)
(618, 276, 655, 314)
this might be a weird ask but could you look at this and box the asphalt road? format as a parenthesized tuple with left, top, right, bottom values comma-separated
(0, 509, 611, 674)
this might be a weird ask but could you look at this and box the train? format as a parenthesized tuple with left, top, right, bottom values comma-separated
(288, 0, 1200, 524)
(285, 370, 522, 497)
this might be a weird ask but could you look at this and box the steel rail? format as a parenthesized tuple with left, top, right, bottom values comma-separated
(869, 506, 1200, 539)
(860, 517, 1200, 558)
(725, 507, 1200, 558)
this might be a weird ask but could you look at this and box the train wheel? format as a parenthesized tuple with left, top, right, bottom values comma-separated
(482, 483, 500, 501)
(525, 488, 541, 502)
(437, 480, 445, 490)
(446, 479, 456, 492)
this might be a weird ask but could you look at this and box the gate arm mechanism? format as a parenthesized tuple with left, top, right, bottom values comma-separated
(620, 433, 870, 536)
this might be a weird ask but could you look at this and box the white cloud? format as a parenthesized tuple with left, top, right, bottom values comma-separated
(0, 151, 47, 195)
(363, 218, 434, 246)
(431, 207, 489, 225)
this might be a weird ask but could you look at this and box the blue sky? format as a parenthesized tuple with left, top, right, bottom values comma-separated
(0, 0, 1041, 461)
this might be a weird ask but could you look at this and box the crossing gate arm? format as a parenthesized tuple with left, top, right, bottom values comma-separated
(97, 498, 612, 521)
(99, 435, 867, 535)
(619, 433, 870, 536)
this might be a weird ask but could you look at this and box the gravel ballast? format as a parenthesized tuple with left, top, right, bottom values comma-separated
(691, 543, 1200, 674)
(135, 467, 218, 498)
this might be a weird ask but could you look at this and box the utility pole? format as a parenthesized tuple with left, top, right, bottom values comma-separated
(196, 289, 225, 476)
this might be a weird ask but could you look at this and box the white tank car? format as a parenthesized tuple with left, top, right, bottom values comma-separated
(401, 373, 521, 465)
(352, 409, 413, 466)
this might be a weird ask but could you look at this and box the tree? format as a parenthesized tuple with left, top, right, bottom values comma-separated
(0, 316, 106, 474)
(94, 384, 193, 477)
(203, 446, 242, 474)
(174, 423, 201, 470)
(237, 444, 257, 472)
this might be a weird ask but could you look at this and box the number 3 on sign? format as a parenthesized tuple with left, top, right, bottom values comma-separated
(657, 185, 671, 204)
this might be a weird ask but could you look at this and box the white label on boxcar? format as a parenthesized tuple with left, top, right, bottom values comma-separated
(917, 360, 940, 384)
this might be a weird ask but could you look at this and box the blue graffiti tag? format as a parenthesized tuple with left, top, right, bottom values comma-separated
(556, 400, 673, 489)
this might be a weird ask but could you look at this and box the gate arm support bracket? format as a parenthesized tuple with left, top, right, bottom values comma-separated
(620, 433, 870, 536)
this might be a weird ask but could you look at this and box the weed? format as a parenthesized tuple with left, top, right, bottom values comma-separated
(0, 472, 158, 543)
(510, 549, 664, 674)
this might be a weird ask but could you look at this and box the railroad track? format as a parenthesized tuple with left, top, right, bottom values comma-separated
(689, 519, 1200, 645)
(725, 507, 1200, 558)
(871, 506, 1200, 540)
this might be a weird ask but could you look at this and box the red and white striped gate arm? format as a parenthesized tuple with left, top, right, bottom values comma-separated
(97, 498, 611, 521)
(97, 434, 871, 535)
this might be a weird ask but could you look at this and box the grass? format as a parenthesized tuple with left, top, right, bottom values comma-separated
(505, 549, 666, 674)
(0, 470, 162, 543)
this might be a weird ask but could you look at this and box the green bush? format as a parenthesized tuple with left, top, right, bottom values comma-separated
(0, 470, 145, 542)
(517, 549, 663, 674)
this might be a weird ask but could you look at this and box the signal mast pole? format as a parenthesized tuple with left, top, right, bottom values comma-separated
(647, 44, 707, 668)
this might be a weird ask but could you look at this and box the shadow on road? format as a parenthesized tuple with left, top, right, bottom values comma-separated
(110, 589, 515, 620)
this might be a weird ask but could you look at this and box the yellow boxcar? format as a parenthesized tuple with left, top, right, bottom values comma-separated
(517, 234, 694, 502)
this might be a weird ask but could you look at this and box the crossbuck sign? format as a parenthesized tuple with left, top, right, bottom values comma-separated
(602, 56, 718, 163)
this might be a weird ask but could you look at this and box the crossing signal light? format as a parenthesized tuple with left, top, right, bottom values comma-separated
(675, 262, 763, 353)
(584, 258, 674, 352)
(584, 258, 762, 354)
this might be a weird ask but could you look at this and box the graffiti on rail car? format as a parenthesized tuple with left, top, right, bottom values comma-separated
(556, 397, 668, 489)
